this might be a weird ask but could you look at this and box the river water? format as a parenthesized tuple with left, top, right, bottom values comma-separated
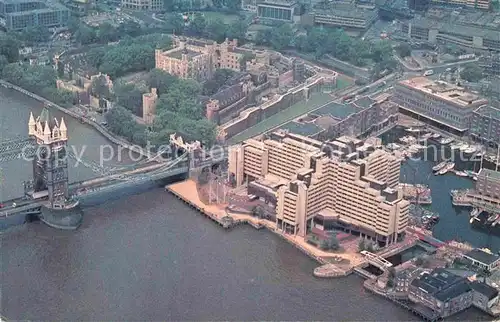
(0, 88, 489, 320)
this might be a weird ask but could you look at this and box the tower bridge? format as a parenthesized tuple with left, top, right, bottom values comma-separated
(0, 108, 228, 230)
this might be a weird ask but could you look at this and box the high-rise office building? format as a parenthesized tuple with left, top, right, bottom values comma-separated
(229, 131, 409, 245)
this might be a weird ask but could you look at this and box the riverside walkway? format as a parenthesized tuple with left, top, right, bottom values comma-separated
(0, 80, 151, 159)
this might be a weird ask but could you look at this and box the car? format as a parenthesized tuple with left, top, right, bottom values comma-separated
(445, 68, 452, 72)
(423, 70, 434, 76)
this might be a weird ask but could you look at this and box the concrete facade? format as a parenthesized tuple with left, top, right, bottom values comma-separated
(229, 132, 409, 244)
(393, 77, 488, 133)
(120, 0, 163, 10)
(0, 0, 70, 30)
(311, 3, 377, 30)
(257, 0, 297, 22)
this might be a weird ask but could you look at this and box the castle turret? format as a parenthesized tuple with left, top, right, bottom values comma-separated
(28, 112, 36, 136)
(43, 121, 51, 141)
(59, 117, 67, 140)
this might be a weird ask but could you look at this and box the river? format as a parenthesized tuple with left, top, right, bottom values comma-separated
(0, 88, 489, 320)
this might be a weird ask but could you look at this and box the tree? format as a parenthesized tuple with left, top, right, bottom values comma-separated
(0, 33, 20, 63)
(365, 242, 375, 253)
(320, 240, 330, 250)
(91, 75, 111, 99)
(358, 239, 366, 252)
(252, 205, 266, 218)
(460, 65, 484, 82)
(328, 233, 340, 251)
(114, 82, 146, 116)
(206, 19, 227, 42)
(270, 24, 293, 51)
(189, 13, 206, 36)
(396, 43, 412, 58)
(147, 69, 178, 96)
(0, 55, 8, 75)
(225, 20, 247, 43)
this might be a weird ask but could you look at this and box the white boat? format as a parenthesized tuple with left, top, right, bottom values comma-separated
(431, 133, 441, 139)
(470, 208, 481, 218)
(450, 143, 461, 150)
(437, 162, 455, 175)
(464, 147, 477, 154)
(455, 171, 468, 177)
(419, 133, 433, 141)
(470, 217, 480, 223)
(406, 127, 423, 133)
(440, 137, 454, 145)
(386, 143, 401, 150)
(459, 144, 470, 152)
(433, 161, 448, 172)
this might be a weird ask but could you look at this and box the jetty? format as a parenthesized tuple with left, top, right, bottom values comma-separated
(400, 183, 432, 205)
(165, 179, 358, 276)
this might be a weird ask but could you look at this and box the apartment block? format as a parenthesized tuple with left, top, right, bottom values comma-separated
(0, 0, 69, 30)
(229, 131, 409, 245)
(393, 77, 488, 134)
(470, 105, 500, 145)
(155, 37, 246, 81)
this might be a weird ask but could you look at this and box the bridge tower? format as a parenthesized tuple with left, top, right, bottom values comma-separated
(28, 107, 69, 207)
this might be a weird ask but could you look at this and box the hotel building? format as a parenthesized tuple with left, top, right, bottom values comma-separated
(229, 131, 409, 245)
(393, 77, 488, 135)
(155, 37, 246, 81)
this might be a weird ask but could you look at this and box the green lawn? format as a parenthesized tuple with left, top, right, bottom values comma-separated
(228, 93, 333, 144)
(202, 12, 240, 24)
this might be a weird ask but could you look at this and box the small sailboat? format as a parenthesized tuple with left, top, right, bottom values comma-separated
(438, 162, 455, 175)
(440, 137, 454, 145)
(464, 146, 477, 154)
(433, 161, 448, 172)
(470, 208, 481, 218)
(455, 171, 468, 177)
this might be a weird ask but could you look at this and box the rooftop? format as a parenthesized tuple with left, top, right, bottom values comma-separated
(166, 48, 203, 60)
(353, 96, 375, 109)
(464, 248, 500, 265)
(470, 281, 499, 300)
(258, 0, 297, 7)
(278, 121, 323, 137)
(399, 77, 487, 108)
(313, 3, 377, 19)
(475, 105, 500, 120)
(312, 102, 358, 120)
(411, 268, 471, 302)
(408, 12, 500, 40)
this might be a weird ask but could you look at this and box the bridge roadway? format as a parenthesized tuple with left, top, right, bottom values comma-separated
(0, 151, 227, 217)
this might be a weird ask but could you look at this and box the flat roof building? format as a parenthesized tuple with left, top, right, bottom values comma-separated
(393, 77, 488, 134)
(120, 0, 163, 11)
(430, 0, 490, 10)
(257, 0, 298, 22)
(409, 268, 473, 318)
(311, 3, 377, 30)
(229, 131, 409, 245)
(470, 104, 500, 146)
(401, 10, 500, 52)
(0, 0, 69, 30)
(463, 248, 500, 271)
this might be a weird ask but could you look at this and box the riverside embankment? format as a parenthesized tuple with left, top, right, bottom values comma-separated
(166, 179, 359, 277)
(0, 79, 150, 158)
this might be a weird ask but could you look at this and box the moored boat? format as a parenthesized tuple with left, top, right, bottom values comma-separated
(440, 137, 454, 145)
(455, 171, 468, 177)
(432, 161, 448, 172)
(437, 162, 455, 175)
